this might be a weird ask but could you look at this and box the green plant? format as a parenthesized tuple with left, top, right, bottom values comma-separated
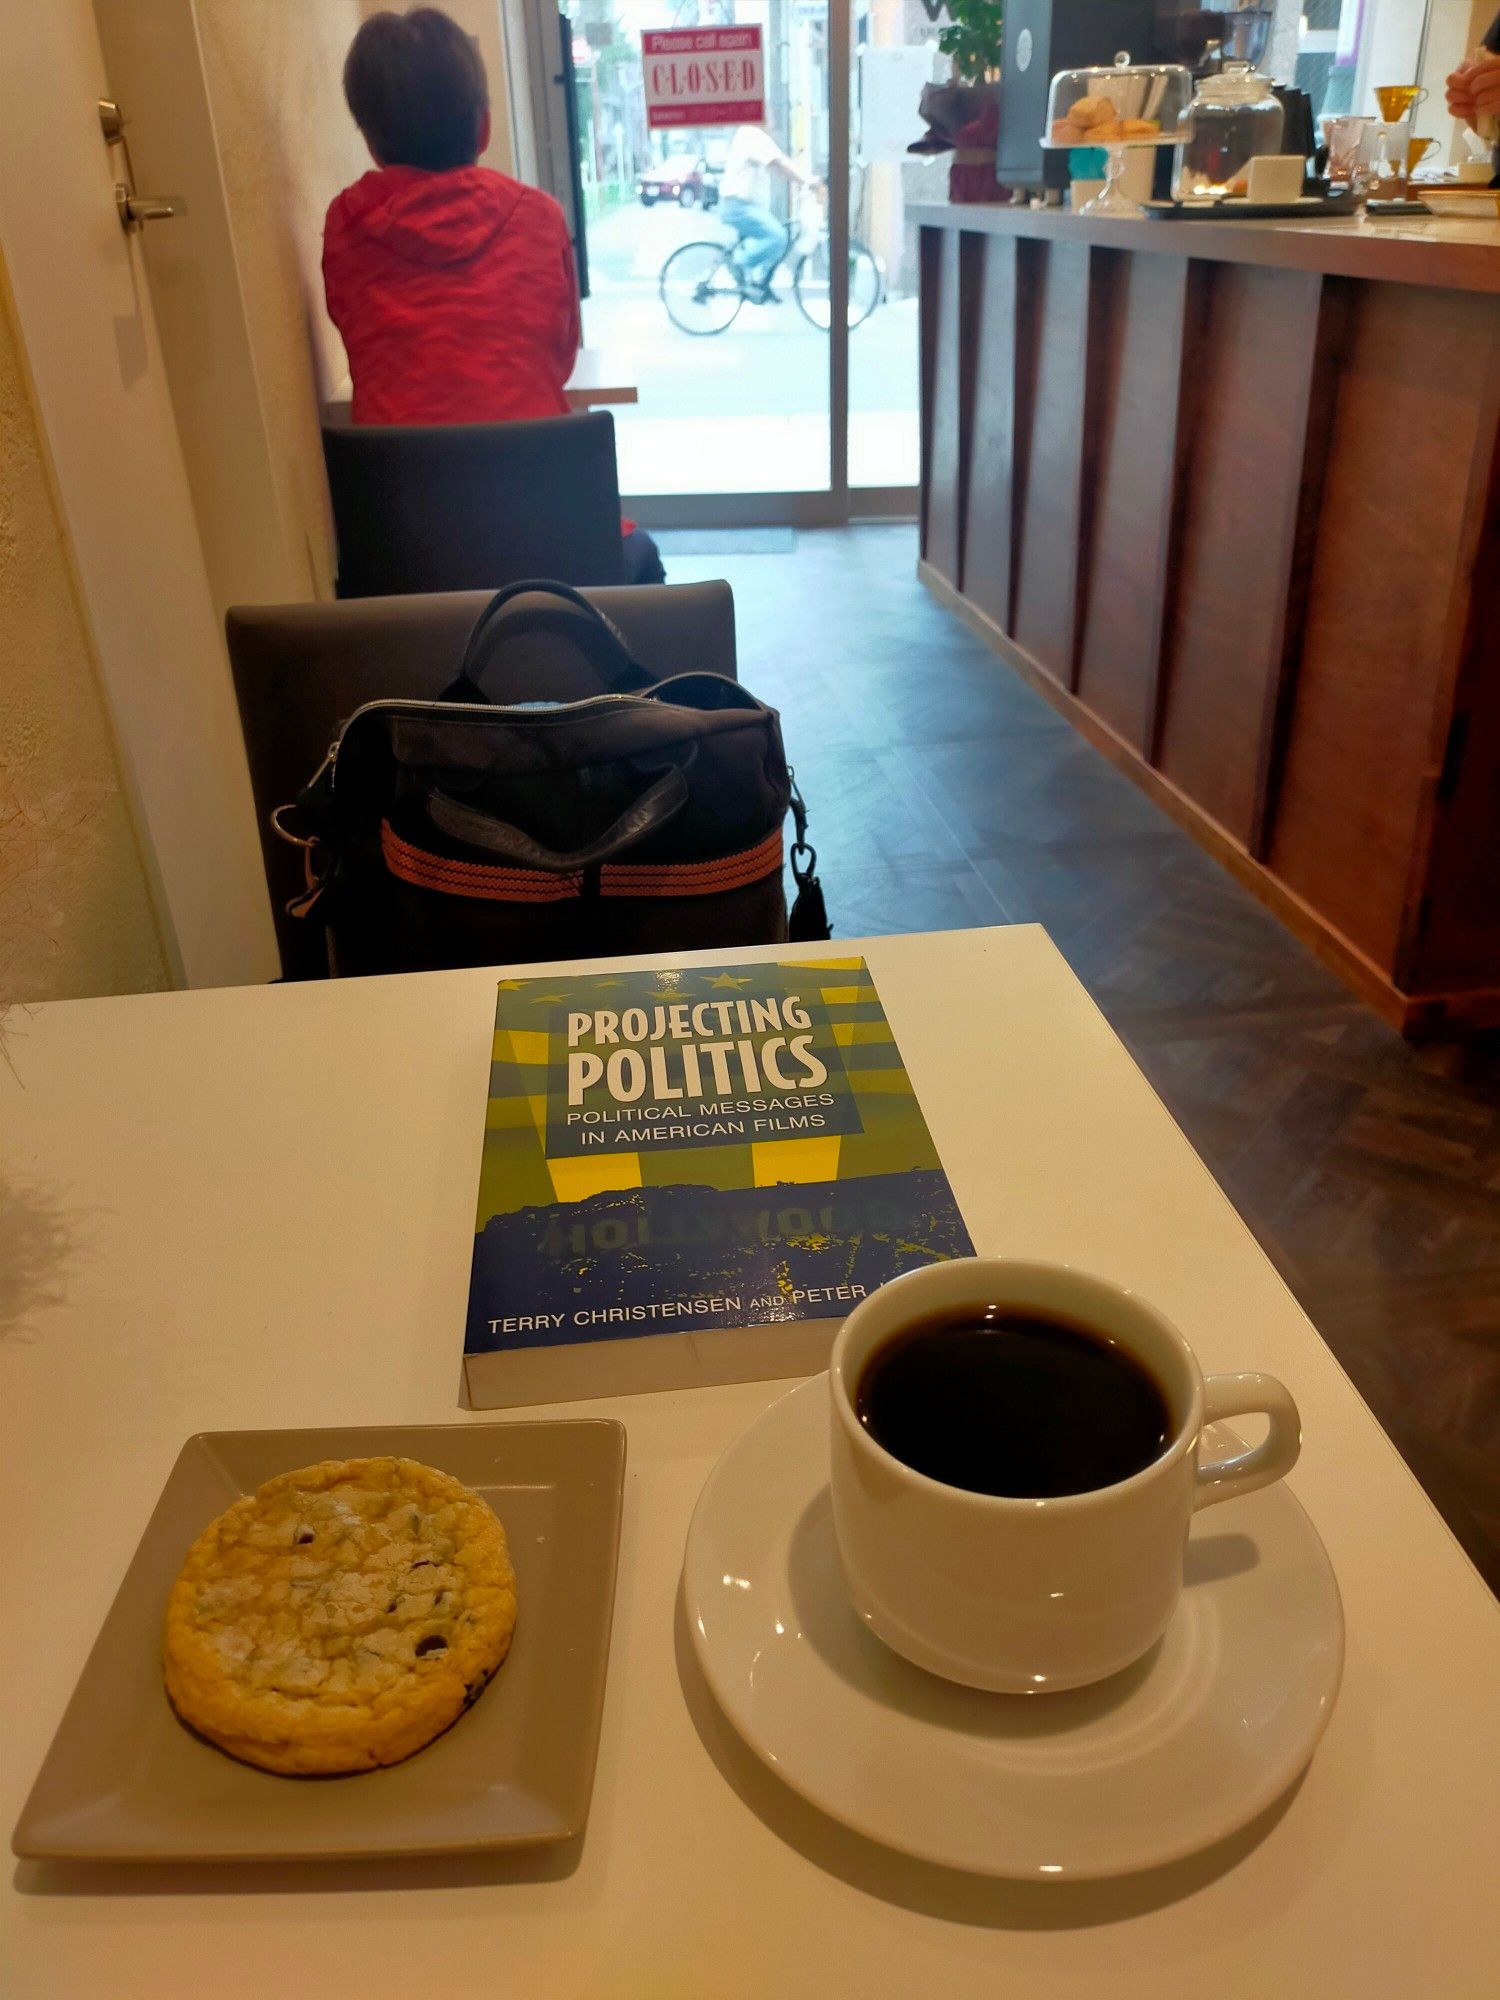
(937, 0, 1004, 84)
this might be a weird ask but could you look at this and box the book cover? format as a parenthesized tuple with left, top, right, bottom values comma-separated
(463, 957, 973, 1407)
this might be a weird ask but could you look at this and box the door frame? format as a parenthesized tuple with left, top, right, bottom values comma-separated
(0, 0, 279, 990)
(516, 0, 917, 525)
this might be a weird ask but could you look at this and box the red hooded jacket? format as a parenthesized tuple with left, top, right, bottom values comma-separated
(323, 166, 581, 427)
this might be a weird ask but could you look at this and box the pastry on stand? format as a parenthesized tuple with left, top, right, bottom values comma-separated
(1043, 51, 1192, 216)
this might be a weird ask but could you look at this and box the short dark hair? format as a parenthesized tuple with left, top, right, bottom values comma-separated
(344, 8, 489, 171)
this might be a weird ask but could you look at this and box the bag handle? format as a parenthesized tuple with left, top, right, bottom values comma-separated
(426, 766, 689, 873)
(447, 580, 655, 706)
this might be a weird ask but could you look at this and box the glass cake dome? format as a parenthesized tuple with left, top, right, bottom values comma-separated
(1044, 52, 1193, 214)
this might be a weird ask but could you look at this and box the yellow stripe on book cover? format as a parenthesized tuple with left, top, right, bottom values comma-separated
(548, 1153, 643, 1203)
(751, 1135, 844, 1187)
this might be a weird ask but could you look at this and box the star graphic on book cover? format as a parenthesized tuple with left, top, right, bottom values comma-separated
(529, 993, 567, 1004)
(496, 979, 526, 990)
(706, 973, 754, 989)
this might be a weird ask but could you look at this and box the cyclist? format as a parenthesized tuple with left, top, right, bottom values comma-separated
(717, 123, 818, 302)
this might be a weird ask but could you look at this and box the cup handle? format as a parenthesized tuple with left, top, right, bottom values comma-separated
(1193, 1372, 1301, 1511)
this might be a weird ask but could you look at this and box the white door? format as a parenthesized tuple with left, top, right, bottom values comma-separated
(0, 0, 277, 989)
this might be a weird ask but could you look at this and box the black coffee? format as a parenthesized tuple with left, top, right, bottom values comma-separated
(855, 1310, 1172, 1499)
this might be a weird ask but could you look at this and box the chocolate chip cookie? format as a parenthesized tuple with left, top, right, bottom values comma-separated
(164, 1457, 516, 1774)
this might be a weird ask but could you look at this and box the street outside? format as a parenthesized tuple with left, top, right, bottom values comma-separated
(579, 195, 920, 495)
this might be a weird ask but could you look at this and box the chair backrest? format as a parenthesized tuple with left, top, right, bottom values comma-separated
(322, 413, 626, 598)
(226, 582, 738, 980)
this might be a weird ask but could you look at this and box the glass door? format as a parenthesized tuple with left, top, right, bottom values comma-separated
(522, 0, 916, 521)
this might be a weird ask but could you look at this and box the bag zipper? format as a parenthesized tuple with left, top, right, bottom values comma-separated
(326, 694, 636, 786)
(326, 684, 770, 789)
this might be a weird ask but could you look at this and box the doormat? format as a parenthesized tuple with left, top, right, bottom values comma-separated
(653, 528, 797, 554)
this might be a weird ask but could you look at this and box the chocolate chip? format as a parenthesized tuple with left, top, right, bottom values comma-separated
(409, 1559, 433, 1570)
(433, 1589, 446, 1605)
(414, 1633, 447, 1657)
(386, 1599, 398, 1614)
(295, 1530, 315, 1545)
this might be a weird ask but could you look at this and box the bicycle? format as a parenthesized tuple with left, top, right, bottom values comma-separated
(658, 193, 884, 337)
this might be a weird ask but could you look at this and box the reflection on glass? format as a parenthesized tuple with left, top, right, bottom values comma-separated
(849, 1, 947, 490)
(1292, 0, 1426, 128)
(566, 0, 831, 497)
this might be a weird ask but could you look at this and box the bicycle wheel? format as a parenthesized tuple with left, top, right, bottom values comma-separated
(792, 239, 883, 330)
(660, 240, 745, 335)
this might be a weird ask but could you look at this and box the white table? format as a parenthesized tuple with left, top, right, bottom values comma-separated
(3, 928, 1497, 1998)
(323, 350, 638, 426)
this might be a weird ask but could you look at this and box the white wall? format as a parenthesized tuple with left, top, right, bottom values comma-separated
(0, 253, 171, 1003)
(499, 0, 541, 183)
(195, 0, 373, 599)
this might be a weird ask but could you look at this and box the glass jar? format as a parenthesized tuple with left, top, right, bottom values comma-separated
(1175, 63, 1286, 200)
(1043, 53, 1192, 215)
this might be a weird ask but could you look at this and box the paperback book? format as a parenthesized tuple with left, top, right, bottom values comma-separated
(463, 956, 972, 1406)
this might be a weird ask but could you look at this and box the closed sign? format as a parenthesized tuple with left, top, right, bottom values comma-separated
(641, 26, 765, 130)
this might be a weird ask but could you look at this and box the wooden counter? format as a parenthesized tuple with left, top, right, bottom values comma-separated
(914, 201, 1500, 1034)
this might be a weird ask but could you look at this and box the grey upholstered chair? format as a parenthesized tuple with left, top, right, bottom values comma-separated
(226, 582, 738, 980)
(322, 413, 627, 597)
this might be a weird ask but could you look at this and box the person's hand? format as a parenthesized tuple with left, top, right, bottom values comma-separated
(1448, 52, 1500, 123)
(1472, 53, 1500, 117)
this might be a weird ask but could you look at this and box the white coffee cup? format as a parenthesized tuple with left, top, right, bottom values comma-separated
(1246, 153, 1306, 204)
(1456, 159, 1494, 184)
(828, 1258, 1301, 1694)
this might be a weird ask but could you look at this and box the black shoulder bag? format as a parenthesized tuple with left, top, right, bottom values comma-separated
(275, 581, 829, 976)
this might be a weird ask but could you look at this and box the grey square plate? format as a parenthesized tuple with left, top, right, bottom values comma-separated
(12, 1419, 626, 1863)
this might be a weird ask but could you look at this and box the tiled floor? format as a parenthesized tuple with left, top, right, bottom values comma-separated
(666, 523, 1500, 1592)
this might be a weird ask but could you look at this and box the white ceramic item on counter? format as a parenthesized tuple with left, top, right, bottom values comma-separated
(827, 1257, 1301, 1693)
(683, 1374, 1344, 1880)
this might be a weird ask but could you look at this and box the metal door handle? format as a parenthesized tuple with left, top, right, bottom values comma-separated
(115, 184, 186, 230)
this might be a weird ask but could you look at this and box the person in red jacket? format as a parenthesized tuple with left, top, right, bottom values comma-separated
(323, 7, 663, 582)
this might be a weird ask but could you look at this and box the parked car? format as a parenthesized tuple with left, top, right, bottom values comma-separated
(637, 154, 719, 208)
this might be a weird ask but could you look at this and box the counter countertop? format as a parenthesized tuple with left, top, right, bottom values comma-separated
(910, 199, 1500, 292)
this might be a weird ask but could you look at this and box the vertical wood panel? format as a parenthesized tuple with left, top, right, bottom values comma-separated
(918, 226, 940, 563)
(1247, 276, 1354, 859)
(962, 235, 1018, 634)
(1068, 245, 1119, 693)
(1268, 283, 1498, 974)
(1148, 262, 1214, 765)
(954, 231, 985, 592)
(1011, 243, 1090, 683)
(1007, 238, 1045, 633)
(923, 230, 965, 587)
(1412, 348, 1500, 994)
(1153, 263, 1323, 845)
(1072, 251, 1189, 749)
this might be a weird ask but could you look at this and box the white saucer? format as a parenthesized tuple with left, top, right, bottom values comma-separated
(683, 1376, 1343, 1880)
